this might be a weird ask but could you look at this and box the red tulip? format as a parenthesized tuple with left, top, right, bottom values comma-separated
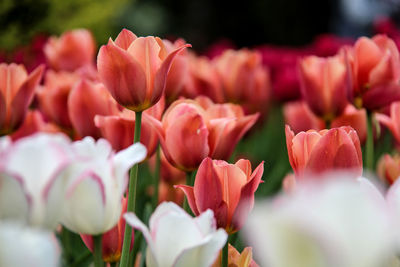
(0, 63, 44, 135)
(377, 154, 400, 185)
(376, 101, 400, 144)
(298, 52, 351, 120)
(97, 29, 190, 112)
(148, 96, 259, 171)
(44, 29, 96, 71)
(80, 198, 133, 263)
(68, 79, 120, 139)
(349, 35, 400, 110)
(285, 125, 363, 177)
(176, 157, 264, 233)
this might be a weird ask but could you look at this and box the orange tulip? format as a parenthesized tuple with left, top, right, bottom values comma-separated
(68, 79, 120, 139)
(0, 63, 44, 135)
(44, 29, 96, 71)
(298, 53, 351, 120)
(377, 154, 400, 185)
(285, 125, 363, 177)
(80, 198, 133, 263)
(349, 35, 400, 110)
(212, 244, 259, 267)
(148, 96, 259, 171)
(97, 29, 190, 112)
(176, 157, 264, 234)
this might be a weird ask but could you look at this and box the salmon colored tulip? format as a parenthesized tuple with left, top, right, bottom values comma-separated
(212, 244, 259, 267)
(11, 110, 61, 141)
(331, 105, 367, 144)
(148, 96, 259, 171)
(282, 172, 296, 193)
(80, 198, 133, 263)
(68, 79, 120, 139)
(95, 109, 159, 157)
(97, 29, 190, 112)
(377, 154, 400, 185)
(158, 178, 185, 205)
(176, 157, 264, 233)
(37, 70, 81, 129)
(349, 35, 400, 110)
(376, 101, 400, 144)
(283, 101, 325, 134)
(214, 49, 271, 114)
(285, 125, 363, 177)
(44, 29, 96, 71)
(0, 63, 44, 135)
(298, 53, 351, 120)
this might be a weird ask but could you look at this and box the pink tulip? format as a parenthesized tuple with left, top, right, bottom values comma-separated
(377, 154, 400, 185)
(349, 35, 400, 110)
(285, 125, 363, 177)
(0, 63, 44, 135)
(176, 157, 264, 233)
(68, 79, 120, 139)
(376, 101, 400, 144)
(149, 96, 259, 171)
(298, 53, 351, 120)
(97, 29, 190, 112)
(44, 29, 96, 71)
(80, 198, 133, 263)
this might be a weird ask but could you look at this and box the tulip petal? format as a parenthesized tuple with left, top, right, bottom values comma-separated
(0, 90, 6, 131)
(354, 37, 383, 87)
(9, 65, 44, 129)
(362, 82, 400, 111)
(97, 43, 147, 109)
(173, 229, 227, 267)
(114, 29, 137, 50)
(174, 185, 200, 215)
(331, 106, 367, 144)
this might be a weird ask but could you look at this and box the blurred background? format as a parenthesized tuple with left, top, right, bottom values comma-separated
(1, 0, 399, 52)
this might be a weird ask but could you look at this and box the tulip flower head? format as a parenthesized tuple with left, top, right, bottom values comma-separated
(124, 202, 227, 267)
(0, 63, 44, 135)
(97, 29, 190, 112)
(61, 137, 147, 235)
(376, 101, 400, 144)
(176, 157, 264, 234)
(377, 153, 400, 185)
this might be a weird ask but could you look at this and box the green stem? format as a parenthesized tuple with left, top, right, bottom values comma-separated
(120, 111, 143, 267)
(110, 262, 118, 267)
(221, 240, 228, 267)
(152, 146, 160, 209)
(366, 113, 374, 171)
(183, 171, 193, 214)
(93, 235, 103, 267)
(71, 251, 92, 267)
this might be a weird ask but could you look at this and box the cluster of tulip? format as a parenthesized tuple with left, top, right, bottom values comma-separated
(2, 22, 400, 267)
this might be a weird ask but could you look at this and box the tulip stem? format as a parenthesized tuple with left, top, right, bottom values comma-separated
(93, 234, 103, 267)
(152, 146, 160, 209)
(366, 113, 374, 170)
(183, 171, 194, 214)
(120, 111, 143, 267)
(222, 240, 228, 267)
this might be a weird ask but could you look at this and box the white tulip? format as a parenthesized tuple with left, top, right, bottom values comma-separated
(61, 137, 146, 235)
(124, 202, 227, 267)
(0, 133, 73, 229)
(0, 222, 60, 267)
(244, 175, 393, 267)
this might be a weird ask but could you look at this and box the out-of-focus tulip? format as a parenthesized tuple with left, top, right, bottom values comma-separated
(182, 54, 224, 102)
(163, 39, 189, 103)
(10, 110, 61, 141)
(80, 197, 133, 263)
(349, 35, 400, 110)
(312, 34, 354, 57)
(214, 49, 271, 114)
(331, 105, 367, 144)
(68, 79, 120, 139)
(149, 96, 259, 171)
(95, 109, 159, 157)
(282, 172, 296, 193)
(37, 70, 81, 129)
(244, 176, 393, 267)
(61, 137, 146, 235)
(384, 175, 400, 251)
(285, 125, 363, 177)
(44, 29, 96, 71)
(97, 29, 190, 112)
(158, 179, 185, 205)
(212, 244, 259, 267)
(283, 101, 325, 134)
(0, 63, 44, 135)
(0, 222, 60, 267)
(124, 202, 227, 267)
(376, 101, 400, 144)
(176, 157, 263, 233)
(298, 53, 351, 120)
(377, 154, 400, 185)
(0, 133, 73, 229)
